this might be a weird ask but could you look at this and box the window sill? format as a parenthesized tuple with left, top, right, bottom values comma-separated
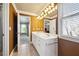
(58, 35, 79, 43)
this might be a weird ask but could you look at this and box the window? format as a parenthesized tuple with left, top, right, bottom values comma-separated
(61, 3, 79, 38)
(21, 24, 27, 33)
(20, 15, 30, 36)
(62, 15, 79, 37)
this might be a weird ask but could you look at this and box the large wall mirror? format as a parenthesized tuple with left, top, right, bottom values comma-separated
(61, 3, 79, 38)
(44, 4, 58, 34)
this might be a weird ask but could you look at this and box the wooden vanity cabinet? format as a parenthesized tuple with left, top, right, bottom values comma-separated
(58, 38, 79, 56)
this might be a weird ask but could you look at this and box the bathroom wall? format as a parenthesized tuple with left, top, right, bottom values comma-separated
(31, 16, 44, 32)
(9, 3, 16, 54)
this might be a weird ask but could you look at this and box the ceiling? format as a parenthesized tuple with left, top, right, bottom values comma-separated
(45, 10, 57, 19)
(15, 3, 57, 19)
(15, 3, 48, 16)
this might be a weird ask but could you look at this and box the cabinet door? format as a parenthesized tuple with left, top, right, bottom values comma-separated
(45, 42, 58, 56)
(58, 39, 63, 55)
(58, 38, 79, 56)
(36, 38, 42, 55)
(32, 34, 36, 45)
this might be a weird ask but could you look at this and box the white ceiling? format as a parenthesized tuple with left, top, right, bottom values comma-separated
(15, 3, 48, 16)
(15, 3, 57, 19)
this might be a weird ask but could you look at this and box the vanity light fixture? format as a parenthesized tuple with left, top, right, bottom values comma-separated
(44, 8, 47, 13)
(48, 5, 51, 10)
(41, 12, 44, 16)
(48, 11, 51, 14)
(45, 8, 49, 12)
(37, 3, 57, 20)
(52, 7, 55, 11)
(44, 13, 47, 17)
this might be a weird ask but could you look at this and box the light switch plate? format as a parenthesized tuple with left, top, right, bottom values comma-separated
(9, 27, 11, 31)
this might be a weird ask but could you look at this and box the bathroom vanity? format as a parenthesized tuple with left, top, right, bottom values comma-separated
(32, 32, 58, 56)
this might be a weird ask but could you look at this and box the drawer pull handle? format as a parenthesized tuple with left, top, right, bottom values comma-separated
(46, 42, 58, 46)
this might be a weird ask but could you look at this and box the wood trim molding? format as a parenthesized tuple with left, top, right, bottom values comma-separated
(12, 3, 18, 13)
(58, 38, 79, 56)
(18, 10, 38, 16)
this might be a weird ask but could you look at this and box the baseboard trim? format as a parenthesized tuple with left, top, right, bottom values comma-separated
(10, 45, 17, 56)
(10, 48, 15, 56)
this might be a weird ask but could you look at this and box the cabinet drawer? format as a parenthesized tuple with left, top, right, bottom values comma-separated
(45, 38, 58, 44)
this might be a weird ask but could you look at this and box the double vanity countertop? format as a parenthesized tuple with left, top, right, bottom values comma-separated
(32, 32, 58, 40)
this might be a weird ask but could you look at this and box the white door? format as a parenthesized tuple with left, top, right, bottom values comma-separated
(2, 3, 9, 56)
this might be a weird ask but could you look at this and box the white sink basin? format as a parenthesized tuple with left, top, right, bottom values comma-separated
(32, 32, 58, 40)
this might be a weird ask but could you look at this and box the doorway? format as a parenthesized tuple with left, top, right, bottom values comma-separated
(0, 3, 3, 56)
(17, 14, 31, 55)
(13, 14, 18, 52)
(20, 15, 30, 44)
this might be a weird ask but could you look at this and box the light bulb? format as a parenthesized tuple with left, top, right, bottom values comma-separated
(45, 8, 48, 13)
(43, 14, 47, 17)
(37, 16, 40, 19)
(43, 15, 45, 17)
(41, 12, 44, 16)
(52, 7, 55, 11)
(50, 10, 53, 13)
(48, 11, 51, 14)
(48, 5, 51, 10)
(51, 3, 54, 7)
(45, 13, 47, 16)
(46, 8, 48, 12)
(40, 17, 43, 20)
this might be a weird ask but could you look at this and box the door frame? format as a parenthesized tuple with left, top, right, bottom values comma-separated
(2, 3, 9, 56)
(17, 12, 20, 55)
(17, 11, 31, 55)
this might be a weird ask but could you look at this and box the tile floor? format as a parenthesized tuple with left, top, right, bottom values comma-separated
(12, 43, 39, 56)
(12, 35, 39, 56)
